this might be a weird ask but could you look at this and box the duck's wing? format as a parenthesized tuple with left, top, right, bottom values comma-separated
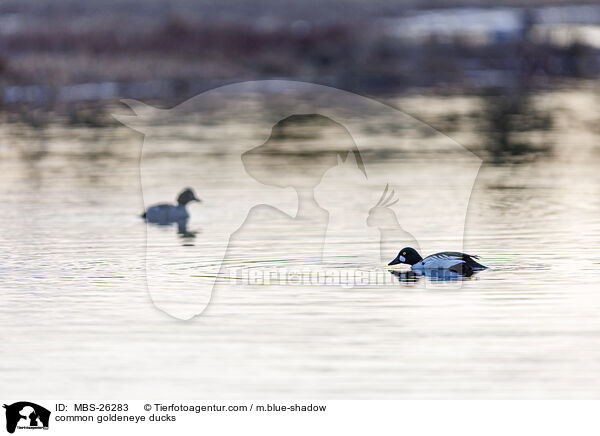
(431, 251, 486, 269)
(426, 252, 465, 261)
(419, 252, 467, 269)
(432, 251, 475, 259)
(146, 203, 172, 211)
(420, 252, 486, 270)
(144, 203, 179, 224)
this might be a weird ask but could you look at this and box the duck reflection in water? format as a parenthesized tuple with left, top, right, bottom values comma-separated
(389, 267, 479, 284)
(176, 219, 198, 240)
(388, 269, 422, 285)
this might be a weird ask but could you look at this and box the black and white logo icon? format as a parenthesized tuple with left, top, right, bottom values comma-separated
(3, 402, 50, 434)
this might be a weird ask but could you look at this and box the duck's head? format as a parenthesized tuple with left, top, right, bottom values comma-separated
(177, 188, 201, 206)
(389, 247, 422, 266)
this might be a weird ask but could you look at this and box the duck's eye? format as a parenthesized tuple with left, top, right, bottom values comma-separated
(402, 252, 406, 256)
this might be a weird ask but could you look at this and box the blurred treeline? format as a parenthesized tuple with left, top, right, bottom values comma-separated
(2, 1, 599, 97)
(1, 0, 599, 161)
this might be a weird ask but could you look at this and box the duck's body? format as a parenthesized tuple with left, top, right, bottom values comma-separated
(142, 204, 190, 224)
(389, 247, 486, 275)
(142, 188, 201, 225)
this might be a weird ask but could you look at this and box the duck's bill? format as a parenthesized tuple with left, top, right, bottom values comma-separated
(388, 255, 405, 266)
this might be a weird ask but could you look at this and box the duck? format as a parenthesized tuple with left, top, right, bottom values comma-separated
(141, 188, 201, 225)
(388, 247, 487, 275)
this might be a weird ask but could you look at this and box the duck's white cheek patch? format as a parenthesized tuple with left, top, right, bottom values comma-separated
(399, 255, 405, 262)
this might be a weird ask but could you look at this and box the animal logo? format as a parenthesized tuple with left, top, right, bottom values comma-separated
(115, 80, 482, 318)
(314, 150, 374, 263)
(3, 402, 50, 434)
(367, 184, 420, 262)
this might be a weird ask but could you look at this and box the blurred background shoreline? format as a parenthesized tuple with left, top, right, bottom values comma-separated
(3, 1, 600, 165)
(2, 1, 600, 111)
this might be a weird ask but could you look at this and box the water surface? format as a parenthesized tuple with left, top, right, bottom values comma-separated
(2, 90, 600, 398)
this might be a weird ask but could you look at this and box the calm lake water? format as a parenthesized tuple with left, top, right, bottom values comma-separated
(2, 88, 600, 398)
